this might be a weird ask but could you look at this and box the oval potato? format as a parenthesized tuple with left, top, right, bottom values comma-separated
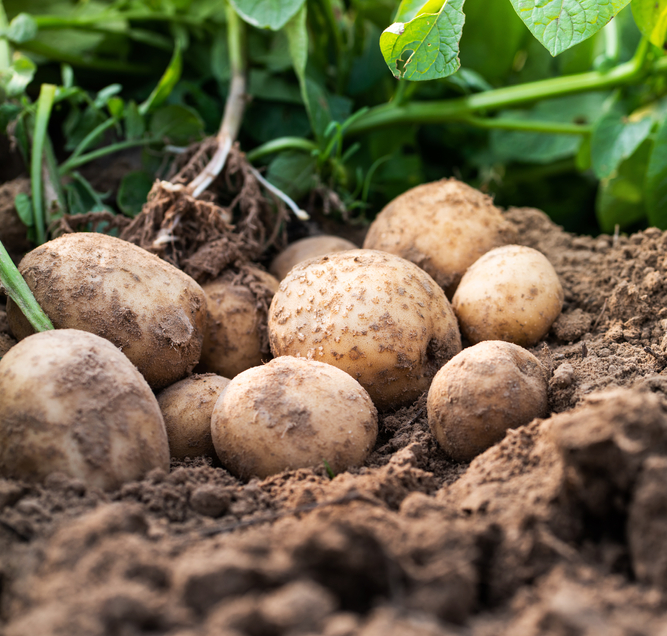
(270, 235, 357, 281)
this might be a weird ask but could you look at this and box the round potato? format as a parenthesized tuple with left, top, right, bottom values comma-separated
(452, 244, 563, 347)
(157, 373, 230, 460)
(363, 179, 517, 297)
(199, 266, 279, 378)
(270, 235, 357, 281)
(6, 232, 207, 389)
(211, 356, 378, 479)
(268, 249, 462, 410)
(0, 329, 170, 490)
(427, 341, 548, 462)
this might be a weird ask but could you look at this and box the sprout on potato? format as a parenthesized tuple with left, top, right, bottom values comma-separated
(211, 356, 378, 479)
(268, 249, 462, 410)
(452, 244, 563, 347)
(157, 373, 230, 460)
(270, 235, 357, 281)
(0, 329, 170, 490)
(6, 233, 208, 389)
(427, 341, 548, 462)
(363, 179, 518, 297)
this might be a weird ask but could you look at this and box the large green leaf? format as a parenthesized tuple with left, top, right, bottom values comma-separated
(631, 0, 667, 47)
(508, 0, 630, 56)
(646, 118, 667, 229)
(138, 44, 182, 116)
(229, 0, 306, 31)
(380, 0, 465, 81)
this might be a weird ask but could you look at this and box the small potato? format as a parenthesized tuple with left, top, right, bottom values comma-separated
(427, 341, 548, 462)
(0, 329, 170, 490)
(363, 179, 517, 297)
(268, 249, 462, 410)
(157, 373, 230, 460)
(6, 233, 207, 389)
(270, 235, 357, 281)
(199, 266, 279, 378)
(211, 357, 378, 479)
(452, 245, 563, 347)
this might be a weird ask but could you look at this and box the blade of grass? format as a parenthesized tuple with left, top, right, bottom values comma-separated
(31, 84, 56, 245)
(59, 138, 158, 174)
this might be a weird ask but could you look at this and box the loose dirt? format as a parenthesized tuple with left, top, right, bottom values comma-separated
(3, 203, 667, 635)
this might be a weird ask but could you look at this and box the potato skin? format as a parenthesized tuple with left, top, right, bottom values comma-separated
(6, 233, 207, 389)
(211, 357, 378, 479)
(363, 179, 517, 297)
(270, 235, 357, 281)
(157, 373, 230, 460)
(268, 249, 462, 410)
(199, 267, 279, 378)
(0, 329, 170, 490)
(452, 245, 563, 347)
(427, 341, 548, 462)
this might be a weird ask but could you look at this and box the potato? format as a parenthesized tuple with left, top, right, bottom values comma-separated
(6, 232, 207, 389)
(452, 244, 563, 347)
(157, 373, 230, 460)
(363, 179, 517, 297)
(427, 341, 548, 462)
(0, 329, 170, 490)
(211, 357, 377, 478)
(199, 266, 279, 378)
(268, 249, 462, 410)
(270, 235, 357, 281)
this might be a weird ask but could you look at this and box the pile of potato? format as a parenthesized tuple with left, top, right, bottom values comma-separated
(0, 178, 564, 490)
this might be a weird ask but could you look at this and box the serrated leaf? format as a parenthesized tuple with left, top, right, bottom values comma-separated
(508, 0, 630, 56)
(380, 0, 465, 81)
(631, 0, 667, 47)
(6, 13, 37, 44)
(230, 0, 306, 31)
(646, 118, 667, 228)
(14, 193, 34, 227)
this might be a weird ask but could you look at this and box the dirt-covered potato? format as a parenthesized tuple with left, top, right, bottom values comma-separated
(363, 179, 517, 297)
(270, 235, 357, 281)
(427, 341, 548, 462)
(199, 266, 279, 378)
(268, 249, 462, 410)
(452, 244, 564, 347)
(157, 373, 230, 460)
(211, 356, 378, 478)
(0, 329, 170, 490)
(6, 232, 207, 389)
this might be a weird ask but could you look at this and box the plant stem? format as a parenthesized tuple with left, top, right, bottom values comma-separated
(59, 138, 157, 174)
(0, 241, 54, 333)
(463, 116, 592, 135)
(0, 0, 10, 71)
(189, 2, 246, 198)
(347, 42, 667, 135)
(67, 118, 118, 166)
(33, 12, 211, 30)
(31, 84, 56, 245)
(44, 136, 68, 217)
(246, 137, 318, 162)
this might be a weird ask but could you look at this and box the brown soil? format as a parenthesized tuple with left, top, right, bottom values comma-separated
(3, 206, 667, 634)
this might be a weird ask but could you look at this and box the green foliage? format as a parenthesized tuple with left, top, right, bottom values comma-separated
(230, 0, 305, 30)
(631, 0, 667, 47)
(646, 118, 667, 228)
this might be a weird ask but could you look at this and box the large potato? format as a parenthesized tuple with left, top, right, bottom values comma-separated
(157, 373, 230, 460)
(452, 244, 563, 347)
(6, 233, 207, 389)
(427, 341, 548, 462)
(268, 249, 462, 410)
(363, 179, 517, 297)
(199, 266, 279, 378)
(211, 357, 378, 479)
(0, 329, 170, 490)
(270, 235, 357, 281)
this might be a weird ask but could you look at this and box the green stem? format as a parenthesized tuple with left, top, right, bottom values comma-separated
(31, 84, 56, 245)
(67, 118, 118, 166)
(31, 24, 173, 50)
(463, 116, 592, 135)
(59, 138, 157, 174)
(246, 137, 318, 162)
(44, 136, 68, 217)
(0, 0, 10, 70)
(348, 41, 666, 135)
(33, 12, 211, 30)
(0, 240, 54, 333)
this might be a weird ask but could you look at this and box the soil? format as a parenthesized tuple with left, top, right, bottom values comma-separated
(3, 200, 667, 635)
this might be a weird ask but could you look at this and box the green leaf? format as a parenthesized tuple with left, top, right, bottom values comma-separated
(508, 0, 631, 56)
(124, 101, 145, 140)
(14, 193, 34, 227)
(267, 151, 317, 200)
(631, 0, 667, 47)
(380, 0, 465, 81)
(107, 97, 124, 120)
(591, 108, 653, 179)
(95, 84, 122, 109)
(150, 104, 204, 145)
(139, 44, 182, 116)
(6, 13, 37, 44)
(646, 118, 667, 228)
(0, 103, 21, 133)
(1, 55, 36, 97)
(229, 0, 306, 30)
(117, 171, 154, 218)
(596, 139, 651, 233)
(65, 172, 113, 218)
